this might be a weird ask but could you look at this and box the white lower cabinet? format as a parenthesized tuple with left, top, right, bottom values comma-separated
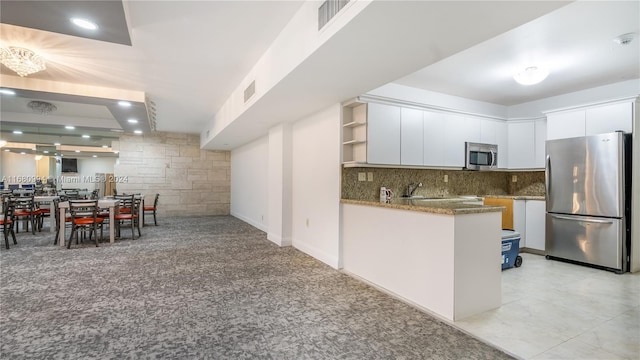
(525, 200, 546, 251)
(513, 200, 527, 248)
(512, 199, 546, 251)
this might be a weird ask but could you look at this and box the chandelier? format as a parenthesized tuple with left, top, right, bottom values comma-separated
(0, 46, 46, 77)
(27, 100, 57, 115)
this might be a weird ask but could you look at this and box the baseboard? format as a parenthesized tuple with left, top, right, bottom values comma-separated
(231, 212, 267, 233)
(293, 240, 339, 269)
(267, 232, 292, 247)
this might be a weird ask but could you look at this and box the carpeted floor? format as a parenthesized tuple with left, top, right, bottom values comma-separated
(0, 216, 514, 359)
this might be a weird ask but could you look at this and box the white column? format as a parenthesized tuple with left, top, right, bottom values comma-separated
(631, 99, 640, 272)
(267, 123, 292, 246)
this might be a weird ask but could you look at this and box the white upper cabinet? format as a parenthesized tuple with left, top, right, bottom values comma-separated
(508, 121, 536, 169)
(367, 102, 401, 165)
(534, 119, 547, 168)
(423, 110, 445, 167)
(546, 110, 586, 140)
(463, 116, 482, 143)
(547, 101, 633, 141)
(481, 119, 508, 168)
(585, 102, 633, 135)
(400, 108, 424, 166)
(442, 113, 467, 167)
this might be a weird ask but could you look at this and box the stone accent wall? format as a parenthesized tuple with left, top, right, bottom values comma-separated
(342, 167, 545, 201)
(113, 132, 230, 217)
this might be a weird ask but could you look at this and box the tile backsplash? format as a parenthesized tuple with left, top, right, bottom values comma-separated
(342, 167, 545, 201)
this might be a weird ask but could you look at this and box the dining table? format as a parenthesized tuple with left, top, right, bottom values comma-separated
(58, 199, 119, 247)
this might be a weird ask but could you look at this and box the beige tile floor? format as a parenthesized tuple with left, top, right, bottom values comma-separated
(453, 253, 640, 360)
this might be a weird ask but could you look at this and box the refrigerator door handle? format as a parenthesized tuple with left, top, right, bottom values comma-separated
(549, 214, 614, 224)
(545, 155, 551, 198)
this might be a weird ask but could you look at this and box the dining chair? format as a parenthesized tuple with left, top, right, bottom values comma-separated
(1, 197, 17, 249)
(13, 196, 42, 234)
(143, 193, 159, 226)
(67, 199, 103, 248)
(114, 194, 141, 240)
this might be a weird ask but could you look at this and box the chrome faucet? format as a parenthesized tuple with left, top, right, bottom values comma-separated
(407, 182, 422, 197)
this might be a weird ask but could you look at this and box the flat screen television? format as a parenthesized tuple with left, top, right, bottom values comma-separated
(61, 158, 78, 173)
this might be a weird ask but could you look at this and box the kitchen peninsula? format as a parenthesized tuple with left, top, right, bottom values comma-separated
(341, 198, 504, 321)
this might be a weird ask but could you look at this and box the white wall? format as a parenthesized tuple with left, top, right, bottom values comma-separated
(202, 0, 369, 146)
(59, 157, 117, 190)
(230, 136, 269, 232)
(367, 83, 508, 119)
(0, 152, 37, 186)
(508, 79, 640, 119)
(291, 104, 342, 268)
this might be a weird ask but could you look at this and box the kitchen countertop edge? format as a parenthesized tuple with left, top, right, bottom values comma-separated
(341, 199, 505, 215)
(483, 195, 546, 200)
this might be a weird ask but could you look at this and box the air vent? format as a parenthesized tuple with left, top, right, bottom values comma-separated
(318, 0, 350, 30)
(244, 80, 256, 103)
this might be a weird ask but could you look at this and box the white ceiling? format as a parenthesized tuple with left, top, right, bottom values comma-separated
(1, 1, 639, 152)
(395, 0, 640, 106)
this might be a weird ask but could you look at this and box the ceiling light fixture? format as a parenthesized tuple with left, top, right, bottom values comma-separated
(82, 134, 90, 138)
(71, 18, 98, 30)
(118, 101, 131, 107)
(92, 155, 98, 158)
(0, 46, 46, 77)
(134, 130, 143, 134)
(127, 118, 138, 124)
(54, 142, 61, 146)
(0, 140, 6, 147)
(13, 130, 23, 135)
(27, 100, 57, 114)
(0, 88, 16, 95)
(513, 66, 549, 86)
(35, 155, 43, 161)
(65, 125, 75, 130)
(613, 32, 635, 46)
(102, 145, 109, 148)
(75, 150, 81, 153)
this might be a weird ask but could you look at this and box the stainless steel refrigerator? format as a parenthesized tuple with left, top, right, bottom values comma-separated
(545, 132, 632, 273)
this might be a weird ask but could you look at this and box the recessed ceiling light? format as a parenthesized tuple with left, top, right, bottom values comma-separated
(54, 142, 61, 146)
(65, 125, 75, 130)
(134, 130, 143, 134)
(82, 134, 90, 138)
(13, 130, 23, 134)
(31, 148, 36, 151)
(20, 152, 26, 155)
(92, 155, 98, 158)
(75, 150, 81, 153)
(70, 18, 98, 30)
(0, 88, 16, 95)
(102, 145, 109, 148)
(127, 118, 138, 124)
(4, 149, 10, 152)
(118, 101, 131, 107)
(113, 151, 119, 154)
(43, 150, 49, 154)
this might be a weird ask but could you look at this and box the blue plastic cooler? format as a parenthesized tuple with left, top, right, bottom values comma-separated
(501, 229, 522, 270)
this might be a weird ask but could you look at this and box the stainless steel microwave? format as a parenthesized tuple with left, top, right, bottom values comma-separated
(465, 142, 498, 170)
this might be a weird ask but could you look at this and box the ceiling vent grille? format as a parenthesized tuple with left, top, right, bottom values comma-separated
(244, 80, 256, 103)
(318, 0, 350, 30)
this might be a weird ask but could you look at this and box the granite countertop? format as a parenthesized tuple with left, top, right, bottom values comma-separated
(341, 198, 505, 215)
(482, 195, 546, 200)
